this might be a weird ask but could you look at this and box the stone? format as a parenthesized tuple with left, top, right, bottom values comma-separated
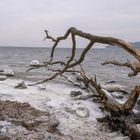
(134, 113, 140, 123)
(48, 114, 59, 128)
(0, 100, 64, 140)
(30, 60, 40, 66)
(106, 80, 116, 84)
(0, 75, 7, 81)
(0, 68, 14, 76)
(136, 124, 140, 132)
(111, 92, 124, 99)
(38, 84, 46, 90)
(137, 99, 140, 105)
(75, 107, 89, 118)
(21, 120, 40, 131)
(102, 84, 127, 94)
(15, 81, 27, 89)
(113, 136, 130, 140)
(70, 91, 82, 97)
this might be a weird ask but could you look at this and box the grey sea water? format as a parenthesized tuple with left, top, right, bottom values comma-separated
(0, 47, 140, 88)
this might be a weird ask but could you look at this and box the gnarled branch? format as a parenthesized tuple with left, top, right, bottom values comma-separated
(27, 27, 140, 139)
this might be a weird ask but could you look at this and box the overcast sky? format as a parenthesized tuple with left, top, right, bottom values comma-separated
(0, 0, 140, 47)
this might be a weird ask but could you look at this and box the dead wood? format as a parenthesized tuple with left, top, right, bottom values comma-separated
(102, 59, 139, 76)
(27, 27, 140, 139)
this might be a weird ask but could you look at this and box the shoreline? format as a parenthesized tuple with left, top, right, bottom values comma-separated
(0, 77, 130, 139)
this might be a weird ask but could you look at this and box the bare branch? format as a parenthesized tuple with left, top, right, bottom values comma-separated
(44, 30, 56, 42)
(102, 60, 138, 77)
(27, 27, 140, 139)
(27, 27, 140, 138)
(28, 27, 140, 113)
(67, 33, 76, 65)
(68, 41, 95, 68)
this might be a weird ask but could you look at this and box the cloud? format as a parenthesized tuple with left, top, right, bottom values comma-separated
(0, 0, 140, 47)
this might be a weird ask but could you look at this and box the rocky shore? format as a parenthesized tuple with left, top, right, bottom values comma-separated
(0, 78, 132, 140)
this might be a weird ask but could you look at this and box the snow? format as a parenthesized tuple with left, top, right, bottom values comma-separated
(0, 79, 129, 140)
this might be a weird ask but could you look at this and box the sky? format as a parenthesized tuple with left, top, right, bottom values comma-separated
(0, 0, 140, 47)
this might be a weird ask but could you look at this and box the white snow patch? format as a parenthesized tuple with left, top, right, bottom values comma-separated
(0, 79, 129, 140)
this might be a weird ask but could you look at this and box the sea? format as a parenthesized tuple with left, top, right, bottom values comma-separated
(0, 46, 140, 89)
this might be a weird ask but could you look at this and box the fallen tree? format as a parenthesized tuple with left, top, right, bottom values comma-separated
(27, 27, 140, 139)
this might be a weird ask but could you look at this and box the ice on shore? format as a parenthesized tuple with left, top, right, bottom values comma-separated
(0, 79, 129, 140)
(0, 65, 14, 76)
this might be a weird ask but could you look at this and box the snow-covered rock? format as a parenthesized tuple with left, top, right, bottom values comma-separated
(70, 91, 82, 97)
(15, 81, 27, 89)
(0, 67, 14, 76)
(38, 84, 46, 90)
(0, 79, 130, 140)
(75, 107, 89, 118)
(30, 60, 40, 66)
(0, 75, 7, 81)
(101, 83, 127, 93)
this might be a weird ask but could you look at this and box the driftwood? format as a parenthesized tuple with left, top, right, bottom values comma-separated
(27, 27, 140, 139)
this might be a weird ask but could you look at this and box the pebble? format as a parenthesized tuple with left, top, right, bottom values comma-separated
(75, 107, 89, 118)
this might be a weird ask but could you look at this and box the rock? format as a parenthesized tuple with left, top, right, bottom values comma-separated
(106, 80, 116, 84)
(0, 134, 11, 140)
(73, 82, 87, 89)
(0, 100, 66, 140)
(75, 74, 82, 81)
(114, 136, 130, 140)
(137, 99, 140, 105)
(136, 124, 140, 133)
(30, 60, 40, 66)
(38, 84, 46, 90)
(0, 68, 14, 76)
(111, 92, 124, 99)
(101, 84, 127, 94)
(15, 81, 27, 89)
(0, 75, 7, 81)
(70, 91, 82, 97)
(21, 120, 40, 131)
(75, 107, 89, 118)
(48, 114, 59, 128)
(134, 113, 140, 123)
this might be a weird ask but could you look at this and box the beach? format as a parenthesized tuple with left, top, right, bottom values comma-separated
(0, 47, 139, 139)
(0, 77, 130, 140)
